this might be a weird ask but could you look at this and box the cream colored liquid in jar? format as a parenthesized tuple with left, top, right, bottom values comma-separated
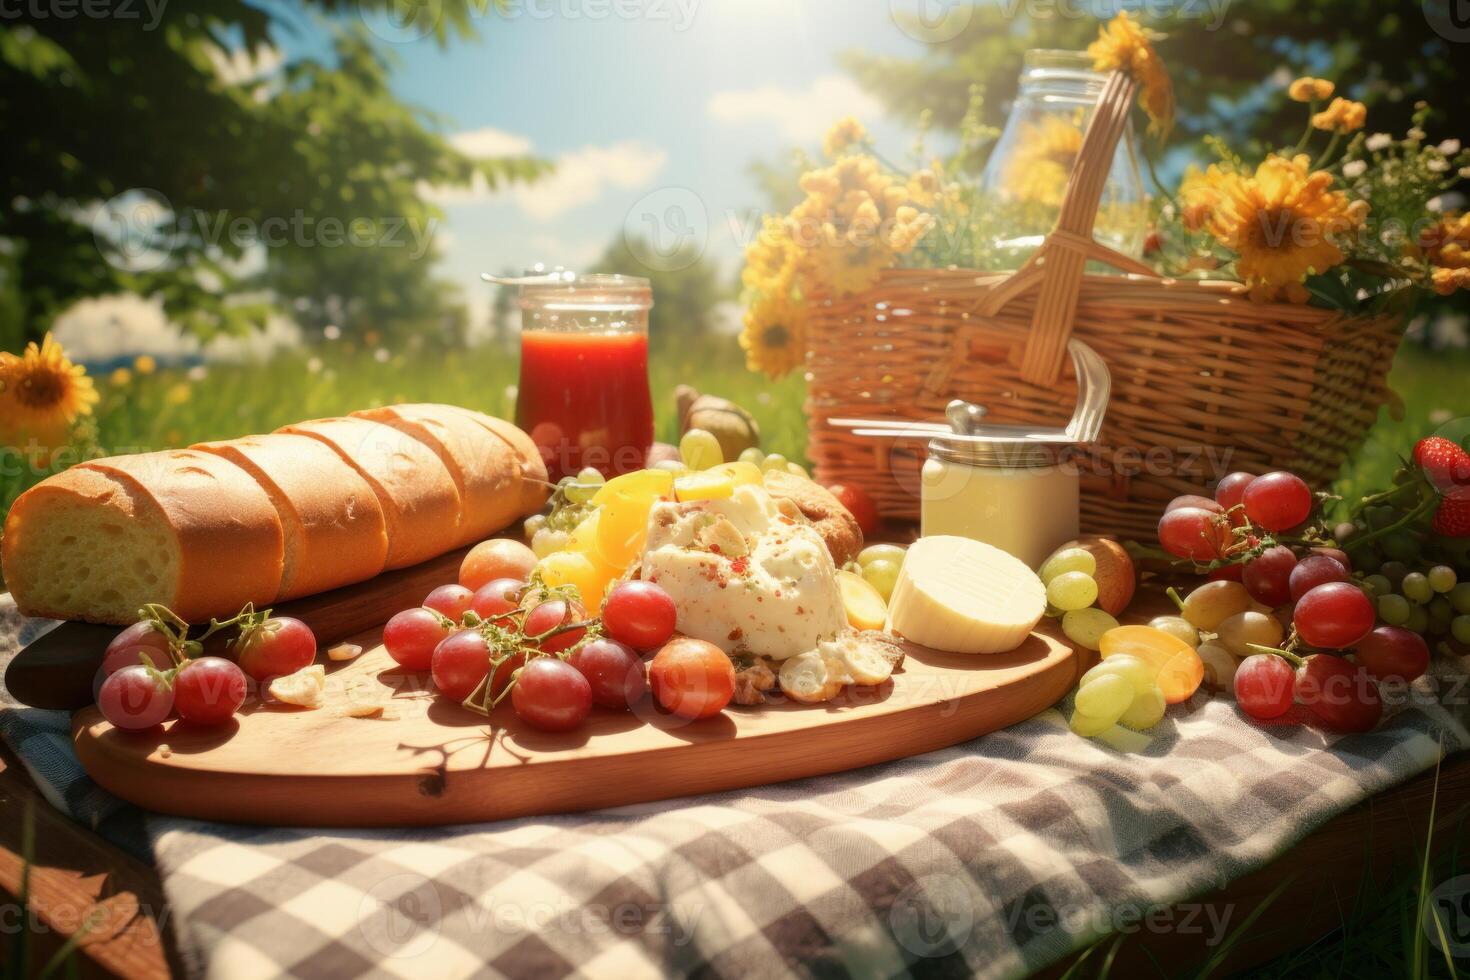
(920, 455, 1079, 569)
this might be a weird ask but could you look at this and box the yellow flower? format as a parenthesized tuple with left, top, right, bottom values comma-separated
(1088, 11, 1174, 139)
(739, 292, 807, 379)
(742, 216, 801, 293)
(165, 382, 192, 406)
(1311, 97, 1366, 134)
(133, 354, 157, 375)
(1197, 153, 1365, 292)
(906, 169, 940, 208)
(1288, 77, 1334, 102)
(1419, 212, 1470, 269)
(0, 333, 99, 447)
(822, 117, 868, 158)
(1177, 164, 1225, 231)
(109, 367, 133, 386)
(1003, 116, 1085, 208)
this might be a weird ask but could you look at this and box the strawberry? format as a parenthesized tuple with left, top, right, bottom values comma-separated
(1433, 488, 1470, 538)
(1413, 436, 1470, 491)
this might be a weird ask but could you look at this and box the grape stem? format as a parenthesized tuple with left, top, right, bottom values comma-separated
(1245, 642, 1305, 668)
(1166, 587, 1186, 613)
(1342, 496, 1437, 554)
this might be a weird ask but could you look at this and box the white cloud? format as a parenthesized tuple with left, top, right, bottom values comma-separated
(51, 294, 301, 365)
(707, 75, 882, 142)
(450, 127, 533, 158)
(527, 233, 605, 268)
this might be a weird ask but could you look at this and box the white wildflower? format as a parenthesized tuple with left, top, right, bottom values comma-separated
(1409, 127, 1427, 141)
(323, 325, 341, 341)
(307, 357, 323, 374)
(1428, 158, 1450, 173)
(1342, 160, 1367, 178)
(1366, 133, 1392, 152)
(374, 348, 390, 363)
(1439, 138, 1462, 155)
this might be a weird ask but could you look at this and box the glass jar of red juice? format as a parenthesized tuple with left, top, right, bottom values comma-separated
(514, 274, 654, 479)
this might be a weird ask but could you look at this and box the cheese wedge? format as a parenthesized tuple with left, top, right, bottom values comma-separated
(886, 536, 1045, 654)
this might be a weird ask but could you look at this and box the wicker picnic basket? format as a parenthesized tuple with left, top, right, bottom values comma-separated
(803, 71, 1405, 542)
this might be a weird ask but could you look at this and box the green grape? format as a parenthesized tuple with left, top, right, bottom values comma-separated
(1429, 597, 1454, 635)
(1196, 643, 1238, 691)
(531, 527, 569, 558)
(1453, 615, 1470, 645)
(760, 453, 788, 473)
(652, 459, 687, 474)
(786, 462, 810, 479)
(1428, 565, 1458, 594)
(1061, 608, 1120, 651)
(1402, 572, 1433, 604)
(1118, 683, 1166, 730)
(1406, 604, 1431, 634)
(1380, 561, 1410, 589)
(1377, 593, 1412, 626)
(523, 513, 547, 539)
(1040, 547, 1097, 585)
(576, 466, 606, 485)
(1363, 574, 1393, 597)
(1081, 654, 1155, 696)
(564, 483, 601, 505)
(1148, 615, 1200, 648)
(858, 544, 907, 568)
(1333, 521, 1357, 543)
(1215, 611, 1284, 658)
(1046, 571, 1098, 612)
(678, 429, 723, 471)
(1452, 583, 1470, 615)
(1179, 580, 1251, 630)
(1074, 673, 1133, 723)
(861, 559, 901, 602)
(1070, 709, 1116, 737)
(738, 447, 765, 465)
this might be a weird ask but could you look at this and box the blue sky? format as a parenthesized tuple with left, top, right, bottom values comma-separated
(331, 1, 938, 329)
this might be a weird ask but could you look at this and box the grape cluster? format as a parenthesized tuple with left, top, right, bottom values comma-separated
(525, 467, 604, 557)
(1038, 546, 1120, 651)
(1069, 626, 1204, 737)
(853, 543, 906, 601)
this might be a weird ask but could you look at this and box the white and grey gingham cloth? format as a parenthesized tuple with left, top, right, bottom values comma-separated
(4, 592, 1469, 979)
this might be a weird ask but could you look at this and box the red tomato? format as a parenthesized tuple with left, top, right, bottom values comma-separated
(825, 483, 879, 535)
(648, 637, 735, 720)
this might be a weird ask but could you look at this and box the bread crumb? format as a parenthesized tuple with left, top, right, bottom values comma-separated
(327, 643, 363, 662)
(269, 665, 326, 708)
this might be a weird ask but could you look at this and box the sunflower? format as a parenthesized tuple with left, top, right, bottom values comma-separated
(1197, 153, 1366, 294)
(1311, 97, 1366, 134)
(1088, 11, 1174, 139)
(739, 292, 807, 379)
(0, 333, 99, 447)
(1003, 115, 1085, 208)
(742, 215, 802, 294)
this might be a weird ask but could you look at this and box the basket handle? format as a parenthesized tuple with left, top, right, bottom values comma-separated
(1016, 69, 1143, 384)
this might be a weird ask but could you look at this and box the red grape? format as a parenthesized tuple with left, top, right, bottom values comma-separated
(1233, 655, 1295, 720)
(173, 657, 247, 726)
(1354, 626, 1429, 683)
(459, 539, 536, 591)
(431, 630, 491, 701)
(98, 665, 174, 730)
(233, 616, 316, 682)
(1242, 471, 1313, 531)
(1214, 471, 1257, 520)
(649, 637, 736, 720)
(104, 621, 174, 674)
(522, 599, 588, 654)
(569, 638, 646, 709)
(1287, 554, 1349, 603)
(511, 658, 593, 732)
(469, 578, 523, 623)
(1208, 564, 1245, 583)
(1309, 546, 1352, 571)
(384, 607, 456, 670)
(1294, 654, 1381, 732)
(1158, 507, 1232, 561)
(423, 584, 474, 622)
(601, 581, 678, 651)
(1243, 546, 1298, 607)
(1166, 494, 1224, 514)
(1293, 582, 1375, 650)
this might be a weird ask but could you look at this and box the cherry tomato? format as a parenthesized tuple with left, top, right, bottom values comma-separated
(825, 483, 879, 535)
(511, 658, 593, 732)
(384, 607, 456, 670)
(569, 638, 646, 709)
(1294, 654, 1382, 732)
(173, 657, 247, 726)
(648, 637, 735, 720)
(459, 539, 536, 591)
(1354, 626, 1429, 683)
(233, 616, 316, 682)
(431, 630, 491, 701)
(103, 621, 173, 675)
(522, 599, 587, 654)
(601, 581, 677, 651)
(470, 578, 524, 624)
(423, 584, 474, 622)
(98, 665, 173, 731)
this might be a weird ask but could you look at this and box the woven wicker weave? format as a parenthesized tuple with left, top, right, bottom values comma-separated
(803, 72, 1405, 542)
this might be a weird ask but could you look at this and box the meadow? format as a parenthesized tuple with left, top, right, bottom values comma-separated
(2, 334, 1466, 525)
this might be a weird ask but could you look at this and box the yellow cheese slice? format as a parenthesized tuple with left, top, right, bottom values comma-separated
(886, 536, 1046, 653)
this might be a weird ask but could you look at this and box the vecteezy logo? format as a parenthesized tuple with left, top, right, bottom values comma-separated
(357, 873, 443, 958)
(360, 0, 441, 43)
(889, 874, 975, 957)
(889, 0, 972, 43)
(1425, 0, 1470, 42)
(622, 186, 708, 273)
(91, 189, 175, 272)
(1424, 874, 1470, 958)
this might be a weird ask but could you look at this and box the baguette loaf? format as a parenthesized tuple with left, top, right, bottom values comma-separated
(277, 416, 463, 570)
(194, 433, 390, 600)
(2, 405, 544, 625)
(1, 450, 284, 624)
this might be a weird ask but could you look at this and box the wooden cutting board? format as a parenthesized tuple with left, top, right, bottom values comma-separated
(71, 622, 1094, 827)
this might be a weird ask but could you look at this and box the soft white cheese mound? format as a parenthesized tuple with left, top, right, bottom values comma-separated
(639, 485, 846, 660)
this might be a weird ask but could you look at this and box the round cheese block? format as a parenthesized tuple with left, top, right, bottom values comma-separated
(886, 535, 1046, 654)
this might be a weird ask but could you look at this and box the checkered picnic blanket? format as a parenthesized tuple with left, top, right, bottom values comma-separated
(4, 593, 1470, 980)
